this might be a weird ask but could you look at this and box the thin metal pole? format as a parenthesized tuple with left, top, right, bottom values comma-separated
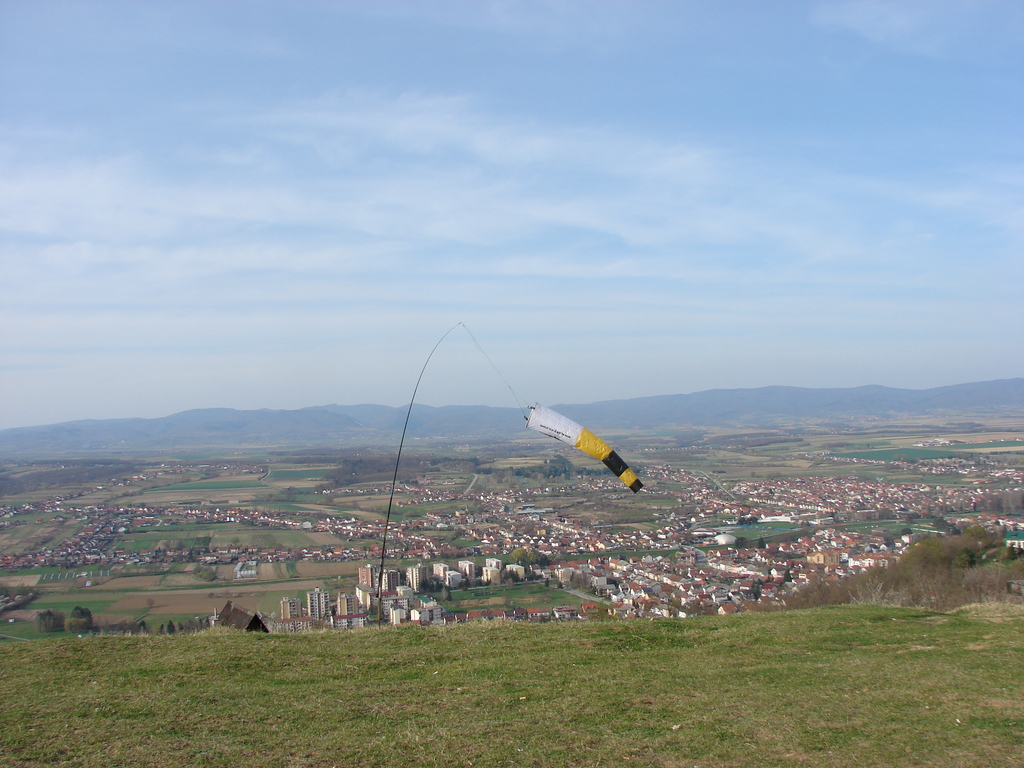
(376, 322, 464, 624)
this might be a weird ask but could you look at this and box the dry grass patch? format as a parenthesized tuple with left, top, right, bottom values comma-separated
(95, 576, 162, 590)
(0, 574, 41, 588)
(954, 602, 1024, 619)
(294, 561, 356, 578)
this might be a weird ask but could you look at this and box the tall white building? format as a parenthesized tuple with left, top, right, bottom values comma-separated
(306, 587, 331, 620)
(406, 563, 427, 592)
(336, 593, 359, 616)
(357, 563, 380, 589)
(279, 597, 301, 619)
(411, 604, 445, 624)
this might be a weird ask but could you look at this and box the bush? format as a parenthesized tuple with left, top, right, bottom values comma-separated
(65, 617, 91, 634)
(194, 567, 217, 582)
(784, 533, 1023, 612)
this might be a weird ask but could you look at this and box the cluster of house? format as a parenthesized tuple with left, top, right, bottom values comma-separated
(728, 474, 991, 520)
(264, 519, 952, 630)
(244, 524, 874, 631)
(2, 459, 1021, 580)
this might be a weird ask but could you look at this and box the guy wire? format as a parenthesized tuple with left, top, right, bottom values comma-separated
(459, 324, 529, 420)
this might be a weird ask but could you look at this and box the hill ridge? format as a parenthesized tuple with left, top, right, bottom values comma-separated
(1, 378, 1022, 454)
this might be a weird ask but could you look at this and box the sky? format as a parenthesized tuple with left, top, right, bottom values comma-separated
(1, 1, 1022, 430)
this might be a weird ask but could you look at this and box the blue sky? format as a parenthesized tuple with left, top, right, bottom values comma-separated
(1, 1, 1022, 430)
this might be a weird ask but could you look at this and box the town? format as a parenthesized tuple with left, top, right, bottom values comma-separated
(3, 444, 1022, 632)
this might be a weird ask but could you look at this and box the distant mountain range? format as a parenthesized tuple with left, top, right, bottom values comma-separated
(1, 378, 1022, 455)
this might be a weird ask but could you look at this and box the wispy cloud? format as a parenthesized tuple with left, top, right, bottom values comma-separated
(4, 88, 1020, 314)
(812, 0, 1024, 57)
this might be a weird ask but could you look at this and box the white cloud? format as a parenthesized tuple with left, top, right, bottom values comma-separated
(812, 0, 1024, 57)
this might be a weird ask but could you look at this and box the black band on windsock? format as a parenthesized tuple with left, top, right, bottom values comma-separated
(602, 451, 629, 477)
(628, 478, 643, 493)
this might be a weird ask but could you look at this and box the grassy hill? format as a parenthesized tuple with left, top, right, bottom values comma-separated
(2, 604, 1023, 767)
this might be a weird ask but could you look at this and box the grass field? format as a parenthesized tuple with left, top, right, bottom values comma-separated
(265, 468, 333, 480)
(107, 523, 349, 553)
(146, 479, 267, 492)
(1, 604, 1022, 767)
(444, 583, 586, 611)
(835, 448, 965, 461)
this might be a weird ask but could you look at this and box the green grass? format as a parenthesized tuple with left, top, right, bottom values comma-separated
(147, 480, 265, 491)
(0, 620, 69, 642)
(25, 594, 123, 615)
(835, 448, 965, 461)
(1, 604, 1022, 767)
(265, 469, 332, 480)
(952, 440, 1024, 450)
(443, 583, 585, 611)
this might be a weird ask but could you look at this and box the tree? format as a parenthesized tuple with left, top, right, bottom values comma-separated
(70, 605, 93, 622)
(952, 547, 977, 570)
(35, 609, 64, 633)
(509, 547, 549, 568)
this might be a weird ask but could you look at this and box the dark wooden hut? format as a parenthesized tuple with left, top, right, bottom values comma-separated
(216, 600, 269, 632)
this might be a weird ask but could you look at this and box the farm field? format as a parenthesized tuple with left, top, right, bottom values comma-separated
(264, 468, 334, 480)
(5, 578, 342, 636)
(104, 523, 356, 553)
(293, 561, 360, 579)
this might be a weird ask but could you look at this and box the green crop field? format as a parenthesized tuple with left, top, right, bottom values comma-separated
(0, 619, 65, 641)
(835, 447, 965, 461)
(444, 583, 584, 611)
(954, 440, 1024, 450)
(1, 604, 1022, 767)
(265, 469, 333, 480)
(25, 593, 124, 616)
(146, 479, 265, 491)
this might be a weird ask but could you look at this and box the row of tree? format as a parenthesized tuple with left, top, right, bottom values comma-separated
(34, 605, 95, 634)
(33, 606, 210, 636)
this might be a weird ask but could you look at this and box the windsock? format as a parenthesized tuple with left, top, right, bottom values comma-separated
(526, 404, 642, 493)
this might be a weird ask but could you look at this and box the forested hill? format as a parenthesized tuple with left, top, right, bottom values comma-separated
(1, 378, 1022, 454)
